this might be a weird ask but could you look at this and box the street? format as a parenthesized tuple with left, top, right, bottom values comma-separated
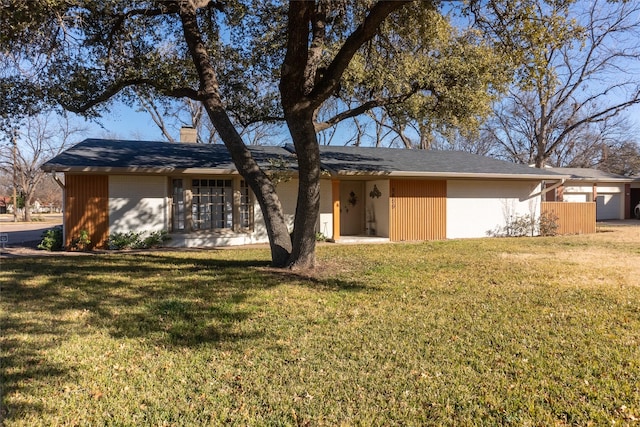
(0, 215, 63, 247)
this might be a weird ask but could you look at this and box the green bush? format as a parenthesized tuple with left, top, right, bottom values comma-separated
(37, 226, 63, 251)
(107, 231, 141, 250)
(141, 230, 171, 248)
(70, 230, 91, 251)
(107, 230, 170, 250)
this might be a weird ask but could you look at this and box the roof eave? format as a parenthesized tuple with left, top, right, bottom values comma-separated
(385, 171, 568, 180)
(41, 166, 240, 175)
(565, 177, 634, 183)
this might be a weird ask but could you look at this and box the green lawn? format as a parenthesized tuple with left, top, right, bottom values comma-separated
(1, 229, 639, 426)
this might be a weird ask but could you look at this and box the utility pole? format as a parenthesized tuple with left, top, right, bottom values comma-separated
(12, 128, 18, 222)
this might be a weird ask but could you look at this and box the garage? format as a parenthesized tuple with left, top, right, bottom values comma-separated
(596, 193, 621, 220)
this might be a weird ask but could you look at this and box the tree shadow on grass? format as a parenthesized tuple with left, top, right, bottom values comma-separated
(1, 284, 77, 421)
(0, 251, 371, 421)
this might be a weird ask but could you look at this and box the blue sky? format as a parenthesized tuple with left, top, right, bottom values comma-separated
(82, 98, 640, 148)
(82, 105, 168, 142)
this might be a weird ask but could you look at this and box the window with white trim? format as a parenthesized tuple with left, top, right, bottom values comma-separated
(169, 177, 253, 232)
(191, 179, 233, 230)
(239, 180, 251, 229)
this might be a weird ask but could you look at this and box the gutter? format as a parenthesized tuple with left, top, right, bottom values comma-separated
(333, 170, 568, 181)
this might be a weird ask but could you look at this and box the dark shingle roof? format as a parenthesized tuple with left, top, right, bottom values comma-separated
(550, 167, 634, 181)
(43, 138, 566, 180)
(42, 139, 288, 173)
(313, 145, 563, 179)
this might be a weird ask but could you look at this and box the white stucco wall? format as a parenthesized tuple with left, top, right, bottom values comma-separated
(109, 175, 168, 234)
(446, 180, 542, 239)
(365, 180, 389, 237)
(564, 194, 589, 202)
(318, 179, 334, 239)
(250, 178, 335, 242)
(251, 179, 297, 245)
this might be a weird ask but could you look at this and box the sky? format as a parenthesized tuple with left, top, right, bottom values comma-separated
(75, 0, 640, 148)
(82, 105, 169, 142)
(80, 97, 640, 148)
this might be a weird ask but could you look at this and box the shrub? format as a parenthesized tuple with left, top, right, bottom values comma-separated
(107, 230, 170, 250)
(488, 212, 559, 238)
(37, 226, 63, 251)
(70, 230, 91, 251)
(539, 211, 560, 236)
(107, 231, 141, 250)
(141, 230, 171, 248)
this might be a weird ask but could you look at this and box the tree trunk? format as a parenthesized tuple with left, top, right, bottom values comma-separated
(179, 3, 292, 267)
(23, 198, 31, 222)
(203, 103, 292, 267)
(286, 111, 321, 269)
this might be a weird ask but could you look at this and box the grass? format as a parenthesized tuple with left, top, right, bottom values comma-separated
(1, 228, 639, 426)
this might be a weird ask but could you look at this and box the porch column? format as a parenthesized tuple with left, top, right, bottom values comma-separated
(332, 180, 340, 241)
(592, 183, 598, 202)
(557, 184, 564, 202)
(624, 183, 631, 219)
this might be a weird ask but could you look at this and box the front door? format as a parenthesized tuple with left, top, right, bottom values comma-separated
(340, 181, 365, 236)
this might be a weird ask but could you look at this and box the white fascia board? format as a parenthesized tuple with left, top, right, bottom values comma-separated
(43, 167, 242, 175)
(565, 177, 634, 183)
(384, 171, 570, 181)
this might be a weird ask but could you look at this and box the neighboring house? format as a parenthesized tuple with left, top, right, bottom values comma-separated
(546, 168, 640, 221)
(43, 137, 574, 249)
(0, 196, 9, 214)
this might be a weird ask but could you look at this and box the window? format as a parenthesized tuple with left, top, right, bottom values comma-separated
(192, 179, 233, 230)
(172, 179, 185, 231)
(239, 180, 251, 229)
(170, 177, 252, 233)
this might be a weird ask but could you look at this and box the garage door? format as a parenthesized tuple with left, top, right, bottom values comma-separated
(596, 194, 621, 220)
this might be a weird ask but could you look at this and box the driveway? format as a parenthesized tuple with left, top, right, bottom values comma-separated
(0, 216, 62, 248)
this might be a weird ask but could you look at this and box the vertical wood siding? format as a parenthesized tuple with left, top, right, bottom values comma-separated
(389, 179, 446, 241)
(65, 174, 109, 249)
(332, 180, 340, 240)
(541, 202, 596, 235)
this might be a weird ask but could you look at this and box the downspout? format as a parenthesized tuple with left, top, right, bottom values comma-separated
(51, 171, 65, 189)
(524, 179, 565, 201)
(51, 171, 66, 247)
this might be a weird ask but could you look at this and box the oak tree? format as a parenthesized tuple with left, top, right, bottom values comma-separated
(1, 1, 505, 267)
(476, 0, 640, 168)
(0, 114, 83, 221)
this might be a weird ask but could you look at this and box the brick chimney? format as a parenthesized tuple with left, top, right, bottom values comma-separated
(180, 126, 197, 143)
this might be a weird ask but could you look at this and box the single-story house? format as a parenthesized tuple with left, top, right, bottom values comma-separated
(546, 168, 640, 221)
(43, 137, 581, 249)
(0, 196, 9, 214)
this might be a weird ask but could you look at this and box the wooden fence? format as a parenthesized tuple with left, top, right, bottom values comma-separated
(541, 202, 596, 235)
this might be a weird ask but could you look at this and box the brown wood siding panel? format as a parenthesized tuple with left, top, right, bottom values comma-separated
(389, 180, 446, 241)
(541, 202, 596, 235)
(65, 175, 109, 249)
(332, 180, 340, 240)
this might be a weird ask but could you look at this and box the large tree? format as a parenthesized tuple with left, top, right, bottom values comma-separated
(1, 1, 506, 268)
(0, 114, 83, 221)
(476, 0, 640, 168)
